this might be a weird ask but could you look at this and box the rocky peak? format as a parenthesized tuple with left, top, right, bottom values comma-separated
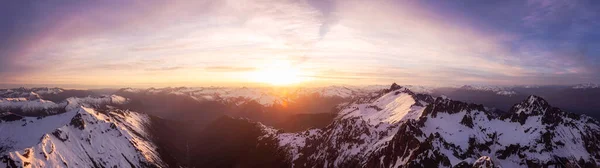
(383, 83, 418, 98)
(502, 95, 588, 126)
(389, 83, 403, 91)
(421, 97, 487, 118)
(509, 95, 551, 115)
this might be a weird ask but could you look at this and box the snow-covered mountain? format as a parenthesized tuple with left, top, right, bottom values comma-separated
(0, 96, 164, 168)
(1, 84, 599, 167)
(458, 85, 518, 96)
(0, 95, 127, 116)
(236, 83, 600, 167)
(0, 88, 63, 99)
(573, 83, 600, 89)
(0, 98, 65, 116)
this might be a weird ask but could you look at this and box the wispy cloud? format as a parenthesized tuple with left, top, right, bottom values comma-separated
(204, 66, 257, 72)
(1, 0, 599, 86)
(145, 66, 185, 71)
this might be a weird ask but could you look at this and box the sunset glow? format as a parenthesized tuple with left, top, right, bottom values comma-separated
(248, 60, 313, 86)
(0, 0, 598, 88)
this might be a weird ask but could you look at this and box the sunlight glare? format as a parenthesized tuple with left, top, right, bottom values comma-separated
(249, 60, 312, 86)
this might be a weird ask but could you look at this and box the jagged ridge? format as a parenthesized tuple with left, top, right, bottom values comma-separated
(258, 83, 600, 167)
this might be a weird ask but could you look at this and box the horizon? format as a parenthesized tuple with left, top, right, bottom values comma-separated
(1, 0, 599, 87)
(0, 82, 597, 90)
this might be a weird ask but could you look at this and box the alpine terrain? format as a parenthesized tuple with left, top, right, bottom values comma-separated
(1, 84, 599, 168)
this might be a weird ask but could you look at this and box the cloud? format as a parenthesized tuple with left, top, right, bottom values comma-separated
(130, 43, 192, 52)
(204, 66, 257, 72)
(1, 0, 599, 86)
(306, 0, 336, 40)
(515, 0, 600, 78)
(145, 66, 184, 71)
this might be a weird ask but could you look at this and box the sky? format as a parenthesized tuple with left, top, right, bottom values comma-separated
(1, 0, 599, 88)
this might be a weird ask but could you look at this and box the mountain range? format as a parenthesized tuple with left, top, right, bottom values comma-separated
(1, 83, 599, 167)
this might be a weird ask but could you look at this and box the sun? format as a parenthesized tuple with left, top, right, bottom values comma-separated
(249, 60, 311, 86)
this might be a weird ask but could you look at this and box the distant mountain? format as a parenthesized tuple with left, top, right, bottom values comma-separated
(0, 88, 98, 103)
(430, 85, 600, 119)
(111, 86, 378, 130)
(1, 84, 599, 167)
(116, 86, 387, 106)
(573, 83, 600, 89)
(458, 85, 518, 96)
